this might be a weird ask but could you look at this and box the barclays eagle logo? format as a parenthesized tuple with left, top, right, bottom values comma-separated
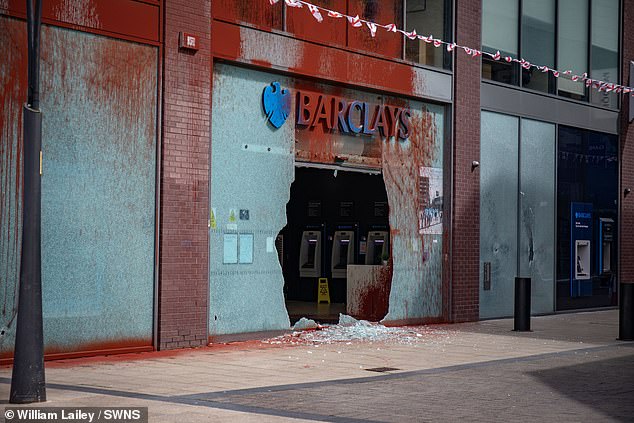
(263, 82, 291, 129)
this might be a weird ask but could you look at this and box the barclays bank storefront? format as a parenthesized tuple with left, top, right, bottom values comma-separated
(208, 62, 451, 337)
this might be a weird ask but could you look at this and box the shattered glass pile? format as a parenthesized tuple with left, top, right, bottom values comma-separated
(263, 314, 455, 346)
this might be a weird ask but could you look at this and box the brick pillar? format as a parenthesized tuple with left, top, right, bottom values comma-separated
(451, 0, 481, 322)
(620, 2, 634, 294)
(159, 0, 211, 349)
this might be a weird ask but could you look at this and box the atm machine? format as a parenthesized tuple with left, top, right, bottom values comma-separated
(365, 231, 390, 265)
(570, 202, 593, 297)
(331, 229, 355, 279)
(299, 229, 322, 278)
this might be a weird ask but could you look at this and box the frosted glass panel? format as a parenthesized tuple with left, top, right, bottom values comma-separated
(480, 111, 519, 319)
(519, 119, 555, 314)
(591, 0, 619, 109)
(558, 0, 588, 96)
(482, 0, 518, 56)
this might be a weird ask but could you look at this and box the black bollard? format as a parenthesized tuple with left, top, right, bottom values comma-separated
(619, 283, 634, 341)
(514, 277, 531, 332)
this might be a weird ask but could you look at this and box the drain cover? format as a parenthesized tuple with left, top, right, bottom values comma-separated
(365, 367, 400, 373)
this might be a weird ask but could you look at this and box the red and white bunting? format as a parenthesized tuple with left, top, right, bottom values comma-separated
(404, 29, 418, 40)
(270, 0, 632, 95)
(307, 4, 323, 22)
(347, 14, 362, 27)
(367, 21, 377, 37)
(385, 23, 398, 32)
(285, 0, 302, 8)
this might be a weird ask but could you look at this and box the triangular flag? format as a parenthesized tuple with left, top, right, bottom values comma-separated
(307, 4, 323, 22)
(327, 10, 343, 18)
(385, 23, 398, 32)
(404, 29, 418, 40)
(285, 0, 302, 7)
(347, 14, 362, 27)
(366, 21, 377, 37)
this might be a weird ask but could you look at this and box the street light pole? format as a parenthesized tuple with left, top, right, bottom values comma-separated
(9, 0, 46, 404)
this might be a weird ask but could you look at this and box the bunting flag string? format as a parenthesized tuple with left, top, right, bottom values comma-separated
(268, 0, 632, 95)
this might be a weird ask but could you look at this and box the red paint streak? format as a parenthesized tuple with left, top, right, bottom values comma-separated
(3, 0, 160, 42)
(0, 338, 281, 368)
(0, 338, 152, 366)
(0, 18, 27, 325)
(213, 21, 242, 65)
(212, 21, 421, 100)
(213, 0, 282, 30)
(347, 0, 403, 59)
(286, 0, 346, 47)
(350, 265, 392, 321)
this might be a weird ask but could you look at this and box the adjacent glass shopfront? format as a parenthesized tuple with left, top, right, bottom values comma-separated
(480, 111, 618, 318)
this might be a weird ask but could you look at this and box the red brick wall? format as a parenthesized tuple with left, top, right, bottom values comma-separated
(159, 0, 211, 350)
(621, 0, 634, 286)
(451, 0, 481, 322)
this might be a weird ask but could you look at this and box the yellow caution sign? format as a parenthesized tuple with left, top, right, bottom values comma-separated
(209, 208, 217, 229)
(317, 278, 330, 304)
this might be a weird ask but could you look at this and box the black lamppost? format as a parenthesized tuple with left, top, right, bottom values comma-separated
(9, 0, 46, 404)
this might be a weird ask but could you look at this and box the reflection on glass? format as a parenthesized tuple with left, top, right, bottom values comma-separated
(590, 0, 619, 109)
(557, 0, 588, 99)
(405, 0, 450, 68)
(482, 0, 519, 85)
(521, 0, 555, 93)
(556, 126, 618, 310)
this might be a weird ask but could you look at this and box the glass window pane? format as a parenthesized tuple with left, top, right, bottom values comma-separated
(480, 111, 519, 319)
(521, 0, 555, 93)
(558, 0, 589, 99)
(482, 0, 518, 56)
(556, 126, 618, 310)
(482, 0, 519, 85)
(591, 0, 619, 109)
(405, 0, 449, 68)
(519, 119, 555, 314)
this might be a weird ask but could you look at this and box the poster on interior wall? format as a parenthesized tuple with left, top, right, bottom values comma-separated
(418, 166, 443, 235)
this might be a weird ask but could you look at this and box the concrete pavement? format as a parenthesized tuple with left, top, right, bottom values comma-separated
(0, 310, 632, 422)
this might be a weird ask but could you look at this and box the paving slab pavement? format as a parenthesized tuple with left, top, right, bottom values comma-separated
(0, 310, 632, 422)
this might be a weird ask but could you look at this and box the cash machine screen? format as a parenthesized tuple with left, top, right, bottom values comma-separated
(335, 239, 350, 269)
(372, 239, 384, 265)
(303, 239, 318, 268)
